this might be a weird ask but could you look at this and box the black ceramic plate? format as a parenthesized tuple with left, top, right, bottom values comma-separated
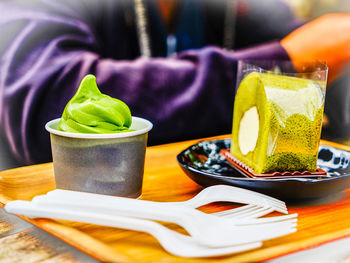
(177, 139, 350, 201)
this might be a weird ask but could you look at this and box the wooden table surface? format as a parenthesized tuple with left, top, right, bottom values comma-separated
(1, 135, 350, 263)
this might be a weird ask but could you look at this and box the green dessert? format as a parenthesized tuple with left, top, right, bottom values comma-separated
(59, 74, 132, 133)
(231, 72, 325, 173)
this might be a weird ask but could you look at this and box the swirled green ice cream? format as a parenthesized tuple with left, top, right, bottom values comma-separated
(59, 74, 132, 133)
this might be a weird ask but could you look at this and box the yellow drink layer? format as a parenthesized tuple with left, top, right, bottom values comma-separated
(231, 72, 325, 173)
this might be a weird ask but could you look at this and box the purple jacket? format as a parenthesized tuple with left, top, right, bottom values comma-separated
(0, 0, 292, 165)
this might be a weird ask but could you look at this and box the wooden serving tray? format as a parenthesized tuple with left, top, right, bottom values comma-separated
(1, 135, 350, 262)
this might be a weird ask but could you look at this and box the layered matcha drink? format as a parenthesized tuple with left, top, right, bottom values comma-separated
(231, 71, 325, 173)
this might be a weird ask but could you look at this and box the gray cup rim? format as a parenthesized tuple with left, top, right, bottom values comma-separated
(46, 117, 153, 139)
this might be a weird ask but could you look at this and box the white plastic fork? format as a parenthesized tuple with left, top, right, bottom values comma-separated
(31, 190, 297, 248)
(50, 185, 295, 223)
(50, 184, 288, 219)
(166, 185, 290, 221)
(45, 188, 294, 224)
(167, 185, 287, 214)
(213, 204, 275, 218)
(212, 204, 298, 225)
(4, 200, 263, 258)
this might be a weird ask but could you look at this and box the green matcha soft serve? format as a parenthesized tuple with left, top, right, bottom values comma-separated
(59, 74, 132, 133)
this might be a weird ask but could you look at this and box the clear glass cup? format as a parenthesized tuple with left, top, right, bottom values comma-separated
(231, 60, 328, 174)
(46, 117, 153, 198)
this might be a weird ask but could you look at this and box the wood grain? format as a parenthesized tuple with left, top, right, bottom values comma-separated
(1, 135, 350, 262)
(0, 207, 98, 262)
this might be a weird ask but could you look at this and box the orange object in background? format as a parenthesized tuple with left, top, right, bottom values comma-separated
(281, 13, 350, 83)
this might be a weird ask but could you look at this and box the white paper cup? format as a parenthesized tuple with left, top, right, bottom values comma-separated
(46, 117, 153, 198)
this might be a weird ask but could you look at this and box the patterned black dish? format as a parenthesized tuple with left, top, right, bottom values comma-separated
(177, 139, 350, 201)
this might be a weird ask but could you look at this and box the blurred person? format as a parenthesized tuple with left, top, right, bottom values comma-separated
(0, 0, 348, 167)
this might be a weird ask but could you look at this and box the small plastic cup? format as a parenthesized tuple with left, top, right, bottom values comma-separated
(45, 117, 153, 198)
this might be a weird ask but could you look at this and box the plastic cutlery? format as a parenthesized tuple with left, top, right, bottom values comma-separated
(32, 190, 297, 248)
(166, 185, 287, 214)
(4, 200, 263, 258)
